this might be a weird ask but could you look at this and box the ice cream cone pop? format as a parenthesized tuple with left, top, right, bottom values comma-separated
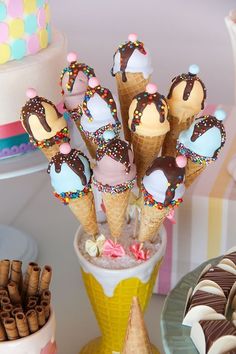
(20, 88, 70, 161)
(122, 297, 153, 354)
(48, 143, 98, 237)
(93, 138, 136, 238)
(60, 52, 95, 112)
(139, 156, 187, 242)
(129, 83, 169, 187)
(162, 65, 207, 157)
(177, 109, 226, 187)
(111, 34, 153, 142)
(79, 77, 121, 159)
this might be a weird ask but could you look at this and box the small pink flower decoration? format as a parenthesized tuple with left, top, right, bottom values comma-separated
(166, 209, 176, 224)
(40, 340, 57, 354)
(130, 243, 150, 261)
(103, 239, 125, 258)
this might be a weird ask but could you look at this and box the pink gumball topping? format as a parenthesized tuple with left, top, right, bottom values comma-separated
(88, 77, 100, 88)
(128, 33, 138, 42)
(59, 143, 71, 155)
(146, 83, 157, 94)
(176, 155, 187, 168)
(26, 88, 37, 99)
(67, 52, 77, 63)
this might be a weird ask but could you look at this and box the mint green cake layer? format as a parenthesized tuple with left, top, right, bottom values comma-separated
(161, 256, 222, 354)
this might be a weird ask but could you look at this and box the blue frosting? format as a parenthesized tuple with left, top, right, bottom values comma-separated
(0, 2, 7, 21)
(37, 0, 45, 7)
(50, 154, 91, 194)
(25, 15, 37, 34)
(178, 118, 222, 158)
(12, 40, 26, 60)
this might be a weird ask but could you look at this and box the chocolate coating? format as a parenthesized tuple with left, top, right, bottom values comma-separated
(146, 156, 185, 207)
(188, 290, 226, 314)
(60, 61, 95, 93)
(200, 266, 236, 298)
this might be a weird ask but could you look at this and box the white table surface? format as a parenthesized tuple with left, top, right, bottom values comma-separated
(0, 152, 165, 354)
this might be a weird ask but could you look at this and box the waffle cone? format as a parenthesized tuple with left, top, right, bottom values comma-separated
(115, 72, 150, 142)
(138, 196, 169, 242)
(41, 144, 61, 161)
(131, 132, 166, 187)
(102, 189, 131, 238)
(185, 159, 206, 188)
(69, 191, 98, 237)
(162, 115, 195, 157)
(122, 297, 152, 354)
(74, 119, 97, 160)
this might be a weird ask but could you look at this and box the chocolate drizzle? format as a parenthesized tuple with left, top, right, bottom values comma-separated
(60, 61, 95, 93)
(167, 72, 207, 109)
(224, 252, 236, 266)
(130, 91, 167, 132)
(188, 290, 226, 315)
(96, 138, 132, 173)
(191, 115, 226, 158)
(47, 149, 90, 186)
(111, 40, 146, 82)
(199, 320, 236, 353)
(146, 156, 185, 207)
(83, 85, 119, 122)
(21, 96, 61, 142)
(200, 267, 236, 298)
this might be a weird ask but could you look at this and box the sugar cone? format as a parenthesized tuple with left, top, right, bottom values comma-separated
(162, 115, 195, 157)
(116, 72, 150, 142)
(131, 132, 166, 187)
(122, 297, 153, 354)
(69, 191, 98, 237)
(41, 144, 61, 161)
(102, 189, 131, 238)
(185, 159, 206, 188)
(74, 119, 97, 160)
(138, 195, 169, 242)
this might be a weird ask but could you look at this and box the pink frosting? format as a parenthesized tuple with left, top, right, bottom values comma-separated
(93, 150, 136, 186)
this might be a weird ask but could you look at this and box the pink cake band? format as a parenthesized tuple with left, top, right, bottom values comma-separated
(0, 120, 25, 139)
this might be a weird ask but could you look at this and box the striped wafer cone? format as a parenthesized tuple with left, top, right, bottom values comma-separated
(184, 159, 206, 188)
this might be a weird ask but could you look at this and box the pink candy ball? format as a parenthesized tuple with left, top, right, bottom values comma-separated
(128, 33, 138, 42)
(146, 83, 157, 94)
(88, 77, 99, 88)
(26, 88, 37, 99)
(59, 143, 71, 155)
(176, 155, 187, 168)
(67, 52, 77, 63)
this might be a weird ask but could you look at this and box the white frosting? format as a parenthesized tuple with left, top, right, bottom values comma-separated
(50, 155, 91, 194)
(0, 30, 67, 125)
(80, 93, 119, 133)
(143, 170, 185, 204)
(178, 119, 222, 158)
(112, 49, 153, 79)
(0, 311, 56, 354)
(74, 225, 167, 297)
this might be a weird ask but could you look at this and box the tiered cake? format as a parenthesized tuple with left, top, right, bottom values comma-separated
(0, 0, 66, 159)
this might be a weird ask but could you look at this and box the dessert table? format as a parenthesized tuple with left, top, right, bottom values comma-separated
(0, 159, 166, 354)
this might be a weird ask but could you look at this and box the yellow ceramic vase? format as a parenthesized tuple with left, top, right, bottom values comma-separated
(74, 227, 167, 354)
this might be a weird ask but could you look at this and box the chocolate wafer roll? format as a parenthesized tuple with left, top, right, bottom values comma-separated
(35, 305, 46, 327)
(22, 262, 38, 297)
(2, 304, 13, 314)
(0, 312, 10, 322)
(26, 300, 37, 311)
(1, 296, 10, 308)
(8, 281, 21, 305)
(0, 321, 6, 341)
(40, 300, 50, 320)
(27, 266, 41, 297)
(26, 309, 39, 333)
(10, 260, 22, 287)
(41, 290, 51, 302)
(39, 266, 52, 294)
(0, 260, 10, 288)
(11, 307, 23, 317)
(15, 312, 30, 337)
(0, 289, 8, 300)
(27, 296, 39, 304)
(4, 318, 19, 340)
